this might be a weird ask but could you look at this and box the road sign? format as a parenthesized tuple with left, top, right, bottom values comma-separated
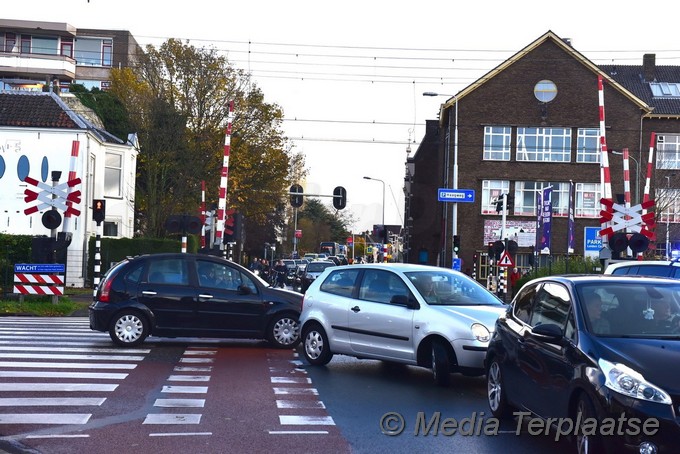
(438, 188, 475, 203)
(452, 258, 461, 271)
(497, 251, 515, 267)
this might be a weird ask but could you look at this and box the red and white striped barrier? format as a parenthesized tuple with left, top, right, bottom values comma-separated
(13, 273, 65, 295)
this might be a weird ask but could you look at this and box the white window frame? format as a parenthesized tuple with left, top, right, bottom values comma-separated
(483, 126, 511, 161)
(656, 188, 680, 223)
(575, 183, 602, 218)
(576, 128, 600, 163)
(105, 152, 123, 198)
(517, 127, 571, 162)
(656, 134, 680, 170)
(482, 180, 510, 214)
(515, 181, 569, 217)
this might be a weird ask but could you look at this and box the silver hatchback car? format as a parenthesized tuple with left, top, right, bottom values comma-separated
(299, 263, 506, 386)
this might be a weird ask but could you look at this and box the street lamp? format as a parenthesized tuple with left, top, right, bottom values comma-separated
(363, 176, 385, 233)
(611, 150, 640, 205)
(423, 92, 459, 263)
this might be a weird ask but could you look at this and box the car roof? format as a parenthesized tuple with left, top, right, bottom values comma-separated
(525, 273, 680, 286)
(604, 259, 680, 273)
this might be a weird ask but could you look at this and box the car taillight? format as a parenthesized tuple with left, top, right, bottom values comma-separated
(98, 277, 114, 303)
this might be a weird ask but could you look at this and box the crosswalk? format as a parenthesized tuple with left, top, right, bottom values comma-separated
(0, 316, 342, 448)
(0, 316, 149, 433)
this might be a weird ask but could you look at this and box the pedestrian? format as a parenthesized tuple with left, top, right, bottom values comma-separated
(274, 260, 287, 288)
(510, 267, 522, 297)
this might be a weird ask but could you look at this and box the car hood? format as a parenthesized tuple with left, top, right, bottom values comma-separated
(261, 287, 303, 309)
(592, 337, 680, 394)
(432, 305, 506, 330)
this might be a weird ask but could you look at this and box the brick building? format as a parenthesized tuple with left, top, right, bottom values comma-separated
(406, 31, 680, 282)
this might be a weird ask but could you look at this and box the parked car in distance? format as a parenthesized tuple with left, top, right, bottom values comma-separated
(299, 263, 506, 386)
(486, 274, 680, 453)
(300, 260, 336, 293)
(89, 253, 302, 348)
(604, 259, 680, 278)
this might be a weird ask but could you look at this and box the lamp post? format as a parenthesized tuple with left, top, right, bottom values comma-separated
(612, 150, 640, 205)
(423, 92, 459, 264)
(363, 176, 385, 232)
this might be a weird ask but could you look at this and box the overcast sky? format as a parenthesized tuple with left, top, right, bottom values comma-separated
(7, 0, 680, 233)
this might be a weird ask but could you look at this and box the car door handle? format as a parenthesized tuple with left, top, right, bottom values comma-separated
(142, 291, 157, 296)
(198, 294, 214, 300)
(351, 306, 361, 313)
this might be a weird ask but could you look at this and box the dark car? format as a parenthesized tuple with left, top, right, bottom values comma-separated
(89, 253, 302, 348)
(485, 275, 680, 453)
(300, 261, 336, 293)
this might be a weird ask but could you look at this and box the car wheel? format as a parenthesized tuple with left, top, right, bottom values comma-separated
(487, 358, 513, 418)
(431, 341, 450, 386)
(302, 323, 333, 366)
(575, 394, 605, 454)
(267, 313, 301, 348)
(109, 311, 148, 347)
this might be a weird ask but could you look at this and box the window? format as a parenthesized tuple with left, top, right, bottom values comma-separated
(576, 128, 600, 163)
(103, 221, 118, 237)
(359, 270, 408, 304)
(31, 37, 58, 55)
(483, 126, 511, 161)
(575, 183, 602, 218)
(60, 38, 73, 58)
(656, 188, 680, 223)
(512, 182, 569, 217)
(656, 135, 680, 170)
(4, 33, 16, 52)
(516, 127, 571, 162)
(650, 82, 680, 98)
(513, 284, 537, 324)
(482, 180, 510, 214)
(75, 37, 113, 67)
(534, 80, 558, 103)
(20, 35, 31, 53)
(529, 283, 571, 331)
(147, 259, 189, 286)
(320, 269, 359, 298)
(105, 152, 122, 197)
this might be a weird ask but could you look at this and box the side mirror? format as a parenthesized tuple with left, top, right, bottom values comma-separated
(390, 294, 420, 310)
(237, 285, 253, 295)
(531, 323, 565, 343)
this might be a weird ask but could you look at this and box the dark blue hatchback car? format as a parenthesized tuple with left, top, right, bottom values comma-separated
(89, 253, 302, 348)
(485, 275, 680, 454)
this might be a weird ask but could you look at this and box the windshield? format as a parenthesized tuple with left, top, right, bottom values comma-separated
(307, 262, 334, 272)
(577, 281, 680, 337)
(405, 270, 503, 306)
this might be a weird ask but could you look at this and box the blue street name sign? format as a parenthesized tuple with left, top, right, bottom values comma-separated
(14, 263, 65, 273)
(438, 188, 475, 203)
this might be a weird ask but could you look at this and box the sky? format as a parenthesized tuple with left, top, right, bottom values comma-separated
(7, 0, 680, 233)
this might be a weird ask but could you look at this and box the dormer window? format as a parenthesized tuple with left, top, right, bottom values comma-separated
(650, 82, 680, 98)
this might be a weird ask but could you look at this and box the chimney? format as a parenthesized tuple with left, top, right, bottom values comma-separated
(643, 54, 656, 82)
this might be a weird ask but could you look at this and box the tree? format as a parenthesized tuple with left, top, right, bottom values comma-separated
(106, 39, 295, 243)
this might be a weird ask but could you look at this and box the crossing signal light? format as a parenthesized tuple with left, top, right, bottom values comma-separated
(333, 186, 347, 210)
(93, 199, 106, 224)
(290, 184, 303, 208)
(453, 235, 461, 253)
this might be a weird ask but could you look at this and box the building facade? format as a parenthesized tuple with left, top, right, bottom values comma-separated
(407, 31, 680, 282)
(0, 19, 141, 287)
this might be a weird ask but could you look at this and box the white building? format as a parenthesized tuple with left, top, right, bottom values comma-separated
(0, 90, 138, 287)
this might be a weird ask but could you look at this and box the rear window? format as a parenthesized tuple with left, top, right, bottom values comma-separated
(610, 265, 673, 277)
(307, 262, 334, 272)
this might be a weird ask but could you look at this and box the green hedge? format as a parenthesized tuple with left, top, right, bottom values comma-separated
(1, 233, 200, 291)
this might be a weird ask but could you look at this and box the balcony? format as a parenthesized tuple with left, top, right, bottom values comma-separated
(0, 52, 76, 80)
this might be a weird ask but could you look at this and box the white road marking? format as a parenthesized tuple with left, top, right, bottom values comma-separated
(0, 371, 127, 379)
(154, 399, 205, 408)
(0, 361, 137, 369)
(279, 415, 335, 425)
(276, 400, 326, 409)
(0, 383, 118, 392)
(161, 386, 208, 394)
(149, 432, 212, 437)
(167, 375, 210, 382)
(271, 376, 311, 384)
(0, 397, 106, 406)
(273, 387, 318, 395)
(143, 414, 202, 424)
(0, 353, 145, 361)
(0, 414, 91, 424)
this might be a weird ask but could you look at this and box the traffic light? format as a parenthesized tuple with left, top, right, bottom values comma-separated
(629, 233, 650, 255)
(507, 194, 514, 212)
(93, 199, 106, 224)
(333, 186, 347, 210)
(495, 198, 503, 213)
(290, 184, 303, 208)
(453, 235, 461, 253)
(41, 210, 62, 229)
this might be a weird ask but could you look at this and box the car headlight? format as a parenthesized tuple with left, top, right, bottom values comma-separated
(598, 358, 672, 405)
(471, 323, 490, 342)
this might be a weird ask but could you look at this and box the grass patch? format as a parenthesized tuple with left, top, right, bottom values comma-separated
(0, 296, 90, 317)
